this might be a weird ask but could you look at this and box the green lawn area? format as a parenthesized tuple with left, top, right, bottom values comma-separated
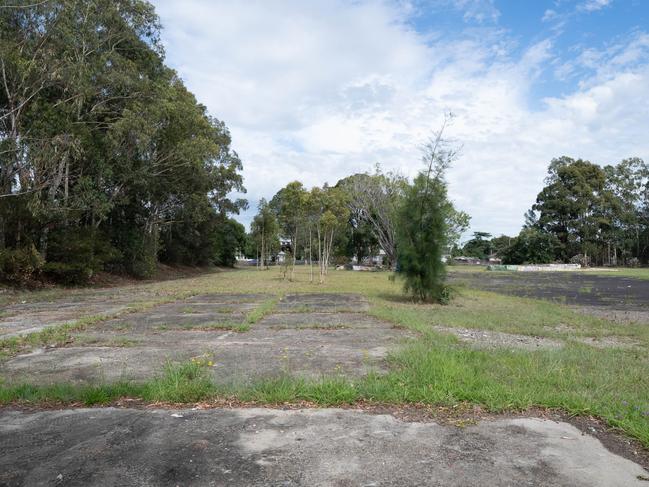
(446, 264, 649, 281)
(1, 266, 648, 447)
(586, 267, 649, 280)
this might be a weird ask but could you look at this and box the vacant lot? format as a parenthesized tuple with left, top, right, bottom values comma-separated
(449, 268, 649, 308)
(449, 268, 649, 325)
(0, 267, 648, 484)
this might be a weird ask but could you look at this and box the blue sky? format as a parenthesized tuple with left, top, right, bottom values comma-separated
(151, 0, 649, 240)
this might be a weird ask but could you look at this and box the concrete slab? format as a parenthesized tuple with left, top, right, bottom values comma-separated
(1, 324, 411, 386)
(0, 407, 646, 486)
(0, 301, 133, 339)
(0, 288, 171, 337)
(99, 294, 272, 333)
(0, 293, 272, 339)
(1, 346, 187, 384)
(433, 325, 640, 351)
(257, 312, 393, 329)
(276, 293, 370, 312)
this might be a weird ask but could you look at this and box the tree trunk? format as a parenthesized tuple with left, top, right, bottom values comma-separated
(317, 226, 323, 284)
(309, 226, 313, 283)
(290, 228, 298, 281)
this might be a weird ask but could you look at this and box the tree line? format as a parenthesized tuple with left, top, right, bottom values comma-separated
(0, 0, 246, 284)
(249, 117, 469, 302)
(459, 156, 649, 266)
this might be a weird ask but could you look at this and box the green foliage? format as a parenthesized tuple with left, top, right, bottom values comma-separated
(212, 217, 247, 267)
(394, 119, 457, 302)
(44, 227, 121, 283)
(143, 360, 215, 403)
(527, 156, 649, 265)
(335, 169, 408, 267)
(42, 262, 93, 285)
(461, 232, 492, 259)
(0, 245, 44, 285)
(270, 182, 309, 279)
(342, 218, 378, 263)
(114, 226, 159, 279)
(304, 185, 351, 282)
(396, 173, 449, 302)
(250, 199, 280, 266)
(501, 228, 560, 265)
(0, 0, 246, 282)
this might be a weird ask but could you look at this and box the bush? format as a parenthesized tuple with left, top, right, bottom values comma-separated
(129, 252, 157, 279)
(40, 227, 123, 284)
(0, 245, 44, 285)
(42, 262, 94, 285)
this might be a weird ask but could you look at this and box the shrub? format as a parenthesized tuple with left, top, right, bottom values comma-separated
(0, 245, 44, 285)
(44, 228, 122, 283)
(42, 262, 94, 285)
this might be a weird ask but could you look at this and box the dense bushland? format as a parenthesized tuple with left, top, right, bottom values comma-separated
(0, 0, 246, 284)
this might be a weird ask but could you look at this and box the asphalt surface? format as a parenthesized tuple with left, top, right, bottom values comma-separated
(449, 271, 649, 310)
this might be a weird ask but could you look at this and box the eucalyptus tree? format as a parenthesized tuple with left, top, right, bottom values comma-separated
(337, 169, 407, 268)
(603, 158, 649, 264)
(270, 181, 308, 281)
(532, 157, 608, 264)
(0, 0, 247, 283)
(307, 185, 349, 283)
(250, 198, 279, 269)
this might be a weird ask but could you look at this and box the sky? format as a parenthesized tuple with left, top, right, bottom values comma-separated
(151, 0, 649, 240)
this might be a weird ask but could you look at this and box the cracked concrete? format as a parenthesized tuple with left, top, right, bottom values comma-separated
(1, 293, 411, 386)
(0, 407, 646, 486)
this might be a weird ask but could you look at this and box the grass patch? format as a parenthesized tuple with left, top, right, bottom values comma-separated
(587, 267, 649, 280)
(71, 335, 138, 347)
(143, 360, 215, 403)
(1, 341, 647, 446)
(0, 360, 215, 405)
(270, 324, 351, 330)
(369, 288, 649, 344)
(245, 297, 279, 324)
(170, 322, 250, 332)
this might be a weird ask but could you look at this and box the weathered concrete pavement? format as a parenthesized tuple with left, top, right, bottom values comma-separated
(1, 293, 411, 386)
(1, 407, 647, 486)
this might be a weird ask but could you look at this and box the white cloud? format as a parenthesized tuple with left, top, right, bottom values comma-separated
(152, 0, 649, 238)
(453, 0, 500, 23)
(542, 9, 557, 22)
(577, 0, 613, 13)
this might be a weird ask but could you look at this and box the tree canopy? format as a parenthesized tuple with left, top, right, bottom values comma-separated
(0, 0, 246, 284)
(469, 156, 649, 266)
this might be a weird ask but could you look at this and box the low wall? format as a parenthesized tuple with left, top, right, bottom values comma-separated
(487, 264, 581, 272)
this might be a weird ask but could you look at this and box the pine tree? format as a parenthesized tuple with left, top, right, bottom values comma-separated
(395, 116, 456, 303)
